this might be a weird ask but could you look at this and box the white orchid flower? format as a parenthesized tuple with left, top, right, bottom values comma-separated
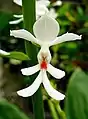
(10, 0, 50, 24)
(0, 49, 10, 55)
(10, 15, 81, 100)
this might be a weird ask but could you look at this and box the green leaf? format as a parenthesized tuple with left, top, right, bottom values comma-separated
(0, 99, 31, 119)
(77, 6, 84, 16)
(10, 51, 29, 60)
(65, 68, 88, 119)
(0, 51, 29, 61)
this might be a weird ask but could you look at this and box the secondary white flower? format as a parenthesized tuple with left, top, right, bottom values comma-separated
(10, 0, 50, 24)
(48, 0, 62, 19)
(13, 0, 50, 6)
(48, 8, 58, 19)
(10, 14, 81, 100)
(0, 49, 10, 55)
(52, 0, 62, 6)
(9, 15, 23, 24)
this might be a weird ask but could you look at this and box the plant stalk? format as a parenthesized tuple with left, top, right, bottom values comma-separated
(22, 0, 45, 119)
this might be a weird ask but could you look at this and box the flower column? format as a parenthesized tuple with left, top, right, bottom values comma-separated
(22, 0, 45, 119)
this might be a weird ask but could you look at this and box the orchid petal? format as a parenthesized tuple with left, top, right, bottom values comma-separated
(17, 71, 42, 97)
(10, 29, 41, 45)
(36, 5, 49, 16)
(37, 0, 50, 7)
(47, 64, 65, 79)
(43, 71, 65, 100)
(33, 15, 59, 42)
(0, 49, 10, 55)
(50, 33, 82, 46)
(13, 14, 23, 18)
(21, 64, 40, 76)
(9, 18, 23, 24)
(13, 0, 22, 6)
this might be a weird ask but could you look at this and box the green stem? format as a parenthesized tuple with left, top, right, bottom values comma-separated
(22, 0, 37, 62)
(22, 0, 45, 119)
(54, 101, 66, 119)
(48, 100, 59, 119)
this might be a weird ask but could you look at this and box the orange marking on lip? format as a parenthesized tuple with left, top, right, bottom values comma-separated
(40, 61, 47, 69)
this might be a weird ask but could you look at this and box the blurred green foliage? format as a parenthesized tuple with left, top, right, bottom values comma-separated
(0, 99, 30, 119)
(65, 68, 88, 119)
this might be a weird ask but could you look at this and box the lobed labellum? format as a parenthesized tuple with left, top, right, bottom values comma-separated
(40, 60, 47, 70)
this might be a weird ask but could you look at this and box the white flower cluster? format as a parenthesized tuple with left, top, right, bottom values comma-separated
(9, 0, 62, 24)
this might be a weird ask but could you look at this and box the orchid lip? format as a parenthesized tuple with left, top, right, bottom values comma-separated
(40, 60, 47, 70)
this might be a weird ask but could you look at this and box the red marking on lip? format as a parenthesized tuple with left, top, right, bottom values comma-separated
(40, 61, 47, 69)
